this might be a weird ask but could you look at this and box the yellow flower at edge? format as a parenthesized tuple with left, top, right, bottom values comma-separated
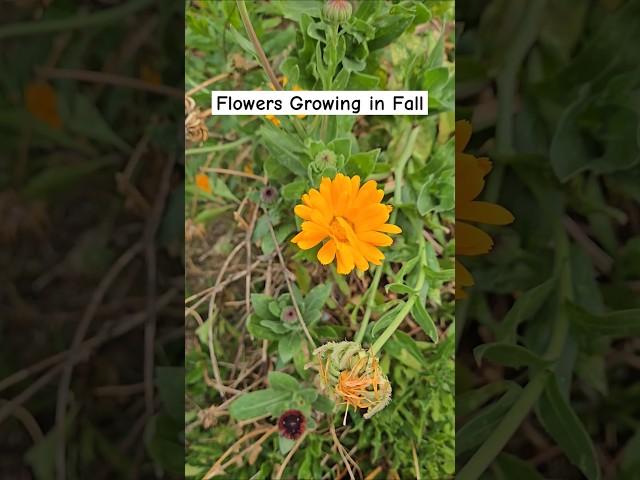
(265, 114, 281, 127)
(455, 120, 514, 299)
(195, 173, 212, 194)
(25, 82, 62, 129)
(291, 173, 402, 274)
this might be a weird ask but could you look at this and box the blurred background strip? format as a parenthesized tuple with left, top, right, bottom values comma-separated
(0, 1, 184, 479)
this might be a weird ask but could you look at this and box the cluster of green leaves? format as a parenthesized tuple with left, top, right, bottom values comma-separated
(457, 0, 640, 479)
(247, 284, 339, 365)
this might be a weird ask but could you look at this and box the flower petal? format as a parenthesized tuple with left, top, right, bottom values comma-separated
(357, 231, 393, 247)
(336, 244, 355, 274)
(294, 204, 313, 220)
(317, 239, 337, 265)
(456, 222, 493, 256)
(455, 120, 472, 153)
(376, 223, 402, 234)
(356, 240, 384, 265)
(353, 204, 390, 232)
(457, 201, 514, 225)
(319, 177, 333, 209)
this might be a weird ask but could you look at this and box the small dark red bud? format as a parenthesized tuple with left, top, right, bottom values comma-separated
(278, 409, 306, 440)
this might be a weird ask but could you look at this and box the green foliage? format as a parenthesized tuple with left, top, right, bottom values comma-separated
(457, 1, 640, 478)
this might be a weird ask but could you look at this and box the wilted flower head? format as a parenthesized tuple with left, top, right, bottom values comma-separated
(278, 409, 306, 440)
(314, 341, 391, 419)
(291, 174, 402, 274)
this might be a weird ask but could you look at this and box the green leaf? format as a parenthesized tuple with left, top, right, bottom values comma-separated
(536, 374, 601, 480)
(261, 320, 290, 334)
(368, 14, 414, 50)
(371, 301, 406, 338)
(144, 414, 183, 475)
(282, 179, 308, 200)
(194, 205, 234, 224)
(344, 148, 380, 178)
(456, 381, 514, 417)
(348, 72, 380, 89)
(411, 299, 438, 342)
(473, 343, 548, 369)
(228, 388, 292, 420)
(279, 435, 296, 455)
(494, 453, 545, 479)
(247, 314, 280, 341)
(421, 67, 449, 91)
(456, 385, 522, 456)
(23, 158, 113, 200)
(278, 333, 302, 363)
(498, 276, 557, 343)
(251, 293, 276, 320)
(68, 95, 130, 152)
(313, 394, 335, 414)
(156, 367, 184, 422)
(304, 283, 331, 312)
(268, 371, 301, 392)
(416, 183, 432, 216)
(386, 330, 423, 369)
(567, 302, 640, 337)
(385, 283, 416, 295)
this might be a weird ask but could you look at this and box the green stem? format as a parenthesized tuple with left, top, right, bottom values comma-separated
(186, 137, 251, 155)
(457, 369, 550, 480)
(0, 0, 154, 39)
(353, 265, 383, 344)
(459, 224, 571, 480)
(484, 0, 546, 203)
(236, 0, 281, 91)
(353, 125, 420, 346)
(236, 0, 307, 139)
(371, 244, 426, 356)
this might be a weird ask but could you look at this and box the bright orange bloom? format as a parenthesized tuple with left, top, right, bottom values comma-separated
(291, 173, 401, 274)
(25, 82, 62, 129)
(456, 120, 514, 298)
(195, 173, 212, 194)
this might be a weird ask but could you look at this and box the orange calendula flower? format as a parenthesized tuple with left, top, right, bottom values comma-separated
(25, 82, 62, 129)
(456, 120, 514, 298)
(291, 173, 401, 274)
(195, 173, 212, 194)
(265, 114, 281, 127)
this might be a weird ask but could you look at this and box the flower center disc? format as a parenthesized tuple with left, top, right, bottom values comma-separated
(330, 217, 349, 242)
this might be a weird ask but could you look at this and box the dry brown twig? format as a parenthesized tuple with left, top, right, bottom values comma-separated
(265, 212, 316, 348)
(55, 240, 144, 480)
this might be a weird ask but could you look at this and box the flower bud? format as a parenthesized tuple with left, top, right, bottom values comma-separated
(260, 185, 278, 203)
(322, 0, 352, 24)
(278, 409, 306, 439)
(281, 306, 297, 323)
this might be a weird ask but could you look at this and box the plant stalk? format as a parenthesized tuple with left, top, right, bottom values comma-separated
(353, 125, 420, 346)
(371, 244, 426, 356)
(0, 0, 154, 39)
(236, 0, 307, 139)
